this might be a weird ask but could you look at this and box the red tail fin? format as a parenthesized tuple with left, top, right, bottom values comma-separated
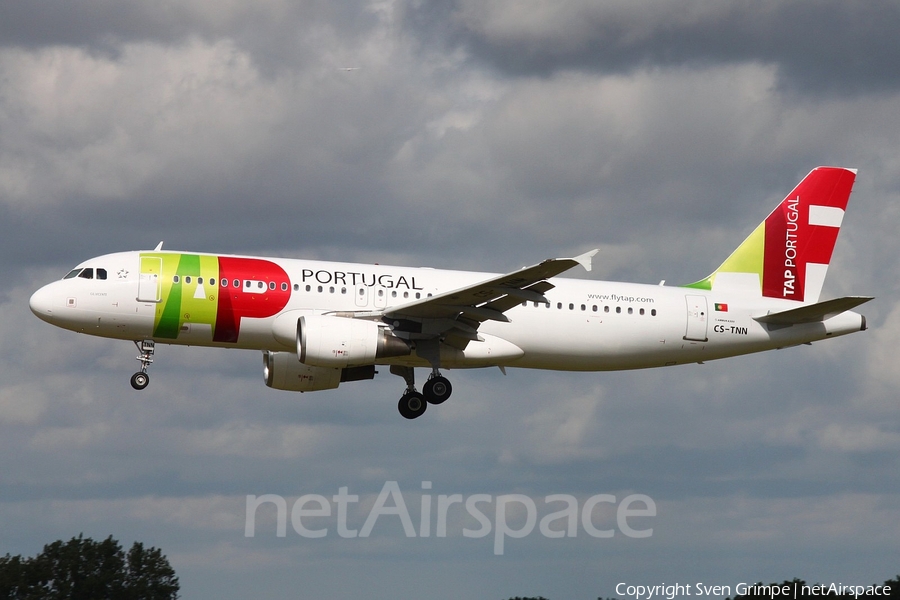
(686, 167, 857, 303)
(761, 167, 856, 302)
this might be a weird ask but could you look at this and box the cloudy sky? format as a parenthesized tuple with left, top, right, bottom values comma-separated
(2, 1, 900, 598)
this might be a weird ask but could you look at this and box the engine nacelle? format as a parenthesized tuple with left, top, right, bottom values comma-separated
(263, 350, 341, 391)
(298, 315, 410, 368)
(263, 351, 379, 392)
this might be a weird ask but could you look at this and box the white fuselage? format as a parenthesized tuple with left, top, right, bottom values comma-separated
(29, 250, 865, 372)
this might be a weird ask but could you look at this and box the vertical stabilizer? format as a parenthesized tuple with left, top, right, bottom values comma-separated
(686, 167, 857, 304)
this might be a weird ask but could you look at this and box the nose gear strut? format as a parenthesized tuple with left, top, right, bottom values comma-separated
(130, 339, 155, 390)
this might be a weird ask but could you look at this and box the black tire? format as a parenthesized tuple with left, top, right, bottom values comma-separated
(398, 392, 427, 419)
(130, 372, 149, 390)
(423, 376, 452, 404)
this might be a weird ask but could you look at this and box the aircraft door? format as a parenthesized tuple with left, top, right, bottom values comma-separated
(683, 295, 708, 342)
(138, 257, 162, 302)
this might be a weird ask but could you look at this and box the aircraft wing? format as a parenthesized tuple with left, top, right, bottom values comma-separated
(382, 249, 598, 338)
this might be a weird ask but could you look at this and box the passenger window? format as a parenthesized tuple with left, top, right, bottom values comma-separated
(557, 302, 562, 309)
(628, 307, 633, 314)
(592, 305, 597, 312)
(616, 307, 621, 314)
(97, 268, 107, 280)
(341, 287, 347, 294)
(580, 304, 585, 311)
(568, 303, 574, 310)
(174, 275, 180, 283)
(233, 280, 240, 288)
(640, 308, 645, 315)
(282, 283, 288, 291)
(78, 268, 94, 279)
(197, 277, 203, 284)
(222, 278, 228, 287)
(258, 282, 264, 290)
(651, 309, 657, 316)
(185, 276, 192, 284)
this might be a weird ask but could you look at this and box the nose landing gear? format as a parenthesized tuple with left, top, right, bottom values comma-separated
(130, 339, 155, 390)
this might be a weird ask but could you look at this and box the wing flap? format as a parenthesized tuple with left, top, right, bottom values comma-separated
(481, 281, 555, 315)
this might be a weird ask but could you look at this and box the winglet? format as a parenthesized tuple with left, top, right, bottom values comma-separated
(153, 241, 164, 251)
(572, 249, 599, 272)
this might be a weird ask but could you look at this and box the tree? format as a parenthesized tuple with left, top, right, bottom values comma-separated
(0, 534, 179, 600)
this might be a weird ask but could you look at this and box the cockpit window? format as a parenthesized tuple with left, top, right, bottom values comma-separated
(63, 267, 107, 281)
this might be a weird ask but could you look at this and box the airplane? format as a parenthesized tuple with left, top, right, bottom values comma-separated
(29, 167, 872, 419)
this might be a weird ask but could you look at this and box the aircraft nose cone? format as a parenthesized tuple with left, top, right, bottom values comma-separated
(29, 284, 56, 323)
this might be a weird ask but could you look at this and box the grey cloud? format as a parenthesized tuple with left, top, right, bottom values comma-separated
(0, 1, 379, 71)
(403, 0, 900, 95)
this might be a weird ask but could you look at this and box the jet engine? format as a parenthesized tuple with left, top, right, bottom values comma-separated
(298, 315, 410, 368)
(263, 351, 376, 392)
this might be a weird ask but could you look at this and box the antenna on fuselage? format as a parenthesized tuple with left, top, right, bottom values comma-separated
(153, 241, 164, 251)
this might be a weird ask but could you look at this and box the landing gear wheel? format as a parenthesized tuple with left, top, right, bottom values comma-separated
(130, 372, 149, 390)
(423, 376, 452, 405)
(398, 392, 427, 420)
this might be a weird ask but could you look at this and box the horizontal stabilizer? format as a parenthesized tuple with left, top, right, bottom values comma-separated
(754, 296, 873, 325)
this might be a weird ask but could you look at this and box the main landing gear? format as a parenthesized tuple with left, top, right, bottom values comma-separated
(392, 366, 453, 420)
(130, 339, 155, 390)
